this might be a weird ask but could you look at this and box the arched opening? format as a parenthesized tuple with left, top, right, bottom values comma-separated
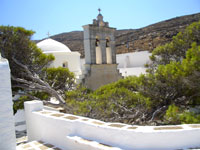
(106, 39, 112, 64)
(62, 61, 68, 68)
(95, 38, 102, 64)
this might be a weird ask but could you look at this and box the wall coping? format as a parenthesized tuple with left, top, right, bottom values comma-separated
(35, 109, 200, 133)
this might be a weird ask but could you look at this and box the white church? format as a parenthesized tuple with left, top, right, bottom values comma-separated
(37, 38, 82, 77)
(37, 38, 151, 80)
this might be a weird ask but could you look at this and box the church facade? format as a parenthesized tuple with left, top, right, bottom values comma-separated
(82, 10, 122, 90)
(37, 38, 82, 77)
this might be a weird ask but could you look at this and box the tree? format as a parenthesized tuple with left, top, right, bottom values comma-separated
(45, 67, 75, 92)
(140, 22, 200, 124)
(148, 21, 200, 72)
(144, 21, 200, 107)
(0, 26, 75, 108)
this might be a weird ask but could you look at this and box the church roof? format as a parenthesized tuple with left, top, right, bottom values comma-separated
(37, 38, 71, 53)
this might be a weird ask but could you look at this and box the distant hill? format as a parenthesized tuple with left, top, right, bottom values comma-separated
(36, 13, 200, 58)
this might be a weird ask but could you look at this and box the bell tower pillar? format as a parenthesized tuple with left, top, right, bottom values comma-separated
(82, 9, 121, 90)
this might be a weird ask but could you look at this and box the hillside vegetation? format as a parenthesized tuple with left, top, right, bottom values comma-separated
(37, 13, 200, 58)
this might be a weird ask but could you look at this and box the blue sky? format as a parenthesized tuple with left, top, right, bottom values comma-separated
(0, 0, 200, 40)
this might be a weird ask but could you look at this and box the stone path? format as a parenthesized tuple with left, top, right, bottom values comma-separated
(17, 139, 200, 150)
(16, 135, 27, 146)
(17, 140, 63, 150)
(16, 139, 200, 150)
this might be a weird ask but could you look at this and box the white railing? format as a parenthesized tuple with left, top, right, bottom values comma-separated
(25, 101, 200, 150)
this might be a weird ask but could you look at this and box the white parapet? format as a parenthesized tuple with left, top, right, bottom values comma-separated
(24, 100, 200, 150)
(0, 58, 16, 150)
(24, 100, 43, 141)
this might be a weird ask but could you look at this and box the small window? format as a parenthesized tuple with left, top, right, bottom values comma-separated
(62, 61, 68, 68)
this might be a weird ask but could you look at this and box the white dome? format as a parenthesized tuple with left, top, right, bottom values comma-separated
(37, 38, 71, 53)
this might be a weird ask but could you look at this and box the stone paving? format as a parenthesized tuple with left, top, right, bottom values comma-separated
(16, 137, 200, 150)
(16, 135, 27, 146)
(17, 140, 63, 150)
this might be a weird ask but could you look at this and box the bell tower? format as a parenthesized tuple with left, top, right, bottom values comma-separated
(82, 9, 121, 90)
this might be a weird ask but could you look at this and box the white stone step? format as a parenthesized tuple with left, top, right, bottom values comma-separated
(66, 135, 123, 150)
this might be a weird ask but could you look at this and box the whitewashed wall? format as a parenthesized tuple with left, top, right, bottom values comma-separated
(0, 58, 16, 150)
(81, 51, 151, 77)
(25, 101, 200, 150)
(116, 51, 151, 68)
(48, 52, 82, 76)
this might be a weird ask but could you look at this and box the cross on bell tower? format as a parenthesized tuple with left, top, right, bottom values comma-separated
(98, 8, 101, 14)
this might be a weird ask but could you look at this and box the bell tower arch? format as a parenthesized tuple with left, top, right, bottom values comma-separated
(83, 9, 116, 65)
(82, 9, 121, 90)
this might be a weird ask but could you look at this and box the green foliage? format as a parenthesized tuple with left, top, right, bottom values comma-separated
(164, 104, 200, 124)
(144, 22, 200, 110)
(31, 46, 55, 73)
(93, 86, 149, 112)
(45, 67, 75, 92)
(66, 21, 200, 125)
(66, 85, 92, 115)
(137, 43, 200, 116)
(13, 96, 29, 114)
(66, 85, 92, 101)
(150, 21, 200, 68)
(155, 43, 200, 105)
(102, 76, 140, 91)
(164, 104, 180, 124)
(32, 91, 50, 100)
(66, 78, 151, 123)
(0, 26, 54, 77)
(179, 112, 200, 124)
(0, 26, 76, 112)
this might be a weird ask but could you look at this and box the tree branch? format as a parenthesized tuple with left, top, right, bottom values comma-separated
(11, 57, 66, 105)
(12, 91, 40, 101)
(150, 106, 167, 121)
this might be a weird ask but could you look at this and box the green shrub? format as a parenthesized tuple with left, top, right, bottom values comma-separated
(13, 96, 29, 114)
(164, 104, 181, 124)
(179, 112, 200, 124)
(164, 104, 200, 124)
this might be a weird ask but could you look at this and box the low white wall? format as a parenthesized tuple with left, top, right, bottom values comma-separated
(119, 67, 147, 77)
(25, 101, 200, 150)
(0, 58, 16, 150)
